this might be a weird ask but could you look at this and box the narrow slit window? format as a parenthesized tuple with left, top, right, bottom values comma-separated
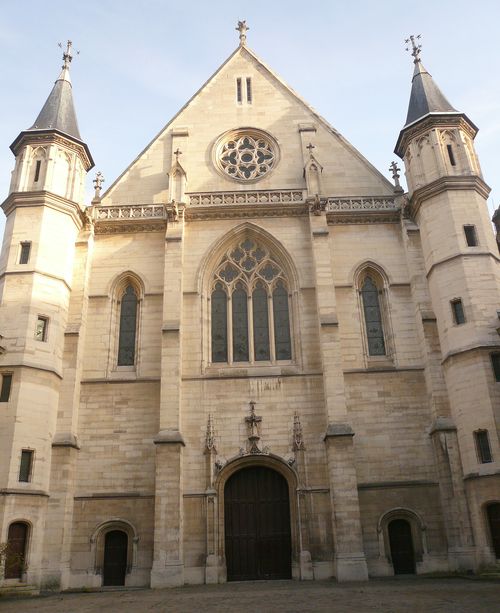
(34, 160, 41, 182)
(117, 285, 138, 366)
(451, 299, 466, 325)
(464, 225, 478, 247)
(246, 77, 252, 103)
(19, 450, 33, 482)
(447, 144, 456, 166)
(491, 353, 500, 381)
(236, 78, 242, 103)
(35, 316, 48, 342)
(474, 430, 492, 463)
(0, 374, 13, 402)
(19, 242, 31, 264)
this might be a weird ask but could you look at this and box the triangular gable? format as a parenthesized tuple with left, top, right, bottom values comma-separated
(103, 45, 394, 203)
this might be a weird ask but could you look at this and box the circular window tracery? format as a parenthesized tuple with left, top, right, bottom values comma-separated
(214, 129, 279, 182)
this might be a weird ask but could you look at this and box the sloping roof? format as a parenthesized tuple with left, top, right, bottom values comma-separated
(404, 60, 458, 127)
(28, 65, 81, 140)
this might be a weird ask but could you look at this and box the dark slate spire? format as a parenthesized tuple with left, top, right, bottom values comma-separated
(28, 41, 81, 140)
(403, 35, 458, 127)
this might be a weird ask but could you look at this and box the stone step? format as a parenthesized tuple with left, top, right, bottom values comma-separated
(0, 583, 40, 598)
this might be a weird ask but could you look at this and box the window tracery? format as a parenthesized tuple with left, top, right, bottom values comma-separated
(214, 129, 278, 182)
(210, 238, 292, 364)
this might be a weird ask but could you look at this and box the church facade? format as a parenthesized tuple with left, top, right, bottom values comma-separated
(1, 27, 499, 590)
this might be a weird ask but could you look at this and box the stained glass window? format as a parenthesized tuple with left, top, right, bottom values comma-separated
(361, 276, 386, 356)
(210, 238, 292, 364)
(117, 285, 138, 366)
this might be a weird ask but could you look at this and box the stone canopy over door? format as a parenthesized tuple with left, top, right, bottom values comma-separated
(224, 466, 292, 580)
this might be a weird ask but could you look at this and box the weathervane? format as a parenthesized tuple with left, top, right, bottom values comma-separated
(236, 20, 249, 46)
(58, 40, 79, 70)
(405, 34, 422, 63)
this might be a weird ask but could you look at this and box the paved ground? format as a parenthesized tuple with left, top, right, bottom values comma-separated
(1, 578, 499, 613)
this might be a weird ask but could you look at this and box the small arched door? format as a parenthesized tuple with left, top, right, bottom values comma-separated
(487, 503, 500, 558)
(5, 522, 28, 579)
(224, 466, 292, 581)
(388, 519, 416, 574)
(102, 530, 128, 586)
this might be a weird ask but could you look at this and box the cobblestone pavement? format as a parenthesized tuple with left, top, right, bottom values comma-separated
(1, 578, 499, 613)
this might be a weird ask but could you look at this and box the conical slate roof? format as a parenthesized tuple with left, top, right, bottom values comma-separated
(404, 59, 458, 127)
(28, 64, 81, 140)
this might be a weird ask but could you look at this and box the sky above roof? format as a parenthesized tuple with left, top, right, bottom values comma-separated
(1, 0, 499, 242)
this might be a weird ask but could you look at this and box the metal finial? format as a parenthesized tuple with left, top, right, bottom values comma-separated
(404, 34, 422, 63)
(58, 40, 79, 70)
(93, 171, 105, 199)
(236, 20, 249, 46)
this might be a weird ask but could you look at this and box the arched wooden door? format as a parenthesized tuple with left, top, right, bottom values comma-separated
(388, 519, 416, 574)
(102, 530, 128, 586)
(487, 503, 500, 558)
(224, 466, 292, 581)
(5, 522, 28, 579)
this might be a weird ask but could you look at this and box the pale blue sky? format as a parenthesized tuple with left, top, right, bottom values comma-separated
(1, 0, 499, 242)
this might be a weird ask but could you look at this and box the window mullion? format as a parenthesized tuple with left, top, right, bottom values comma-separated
(268, 291, 276, 362)
(227, 293, 233, 364)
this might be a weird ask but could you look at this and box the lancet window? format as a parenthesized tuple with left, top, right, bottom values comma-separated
(211, 239, 292, 364)
(360, 275, 386, 356)
(117, 285, 139, 366)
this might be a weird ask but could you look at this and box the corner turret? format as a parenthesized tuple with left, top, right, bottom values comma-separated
(8, 41, 93, 204)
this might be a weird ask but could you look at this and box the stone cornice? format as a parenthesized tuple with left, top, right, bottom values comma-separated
(411, 175, 491, 217)
(186, 202, 308, 221)
(11, 130, 94, 170)
(395, 113, 478, 159)
(1, 190, 86, 228)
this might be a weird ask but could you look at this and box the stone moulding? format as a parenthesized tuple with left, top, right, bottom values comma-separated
(325, 196, 400, 224)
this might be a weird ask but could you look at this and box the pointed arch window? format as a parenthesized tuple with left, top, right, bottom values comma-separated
(117, 285, 138, 366)
(360, 274, 386, 356)
(210, 238, 292, 364)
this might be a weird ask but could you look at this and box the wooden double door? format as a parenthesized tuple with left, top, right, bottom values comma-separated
(224, 466, 292, 581)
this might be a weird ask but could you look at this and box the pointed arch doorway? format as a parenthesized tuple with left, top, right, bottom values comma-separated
(224, 466, 292, 580)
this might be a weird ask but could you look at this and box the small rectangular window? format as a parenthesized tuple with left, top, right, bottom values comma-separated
(447, 144, 456, 166)
(34, 160, 41, 182)
(464, 225, 478, 247)
(19, 242, 31, 264)
(35, 316, 48, 342)
(474, 430, 492, 463)
(19, 450, 33, 482)
(246, 77, 252, 103)
(236, 78, 242, 103)
(491, 354, 500, 381)
(0, 373, 12, 402)
(451, 299, 466, 325)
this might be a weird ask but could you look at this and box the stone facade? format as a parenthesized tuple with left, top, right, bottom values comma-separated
(0, 33, 499, 591)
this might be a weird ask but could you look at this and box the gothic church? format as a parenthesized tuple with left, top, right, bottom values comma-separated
(1, 24, 499, 590)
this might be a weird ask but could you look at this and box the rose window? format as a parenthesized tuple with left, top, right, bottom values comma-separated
(214, 129, 278, 182)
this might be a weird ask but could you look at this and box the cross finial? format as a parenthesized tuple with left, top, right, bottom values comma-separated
(389, 161, 403, 192)
(404, 34, 422, 63)
(58, 40, 79, 70)
(306, 143, 315, 156)
(236, 20, 249, 46)
(174, 148, 182, 162)
(93, 171, 105, 200)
